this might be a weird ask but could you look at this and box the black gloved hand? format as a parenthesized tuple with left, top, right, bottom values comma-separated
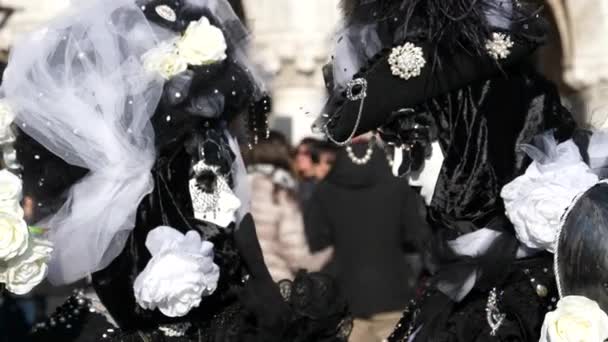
(234, 214, 291, 332)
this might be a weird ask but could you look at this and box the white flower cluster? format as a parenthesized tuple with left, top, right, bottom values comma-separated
(142, 17, 227, 79)
(134, 226, 220, 317)
(485, 32, 514, 60)
(0, 101, 15, 146)
(501, 139, 599, 253)
(0, 170, 53, 295)
(388, 42, 426, 80)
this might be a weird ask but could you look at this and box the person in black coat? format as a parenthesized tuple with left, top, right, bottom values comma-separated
(304, 141, 431, 342)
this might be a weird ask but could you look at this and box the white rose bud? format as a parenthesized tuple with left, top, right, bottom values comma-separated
(142, 40, 188, 80)
(0, 101, 15, 145)
(134, 226, 220, 318)
(0, 212, 28, 262)
(177, 17, 227, 66)
(540, 296, 608, 342)
(0, 169, 24, 218)
(3, 237, 53, 295)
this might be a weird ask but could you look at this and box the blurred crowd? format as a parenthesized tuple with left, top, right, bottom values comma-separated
(242, 132, 429, 342)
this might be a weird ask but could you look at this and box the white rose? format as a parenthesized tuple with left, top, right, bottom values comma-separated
(177, 17, 227, 66)
(540, 296, 608, 342)
(2, 237, 52, 295)
(0, 212, 28, 262)
(134, 226, 220, 318)
(142, 40, 188, 80)
(0, 169, 24, 218)
(0, 101, 15, 145)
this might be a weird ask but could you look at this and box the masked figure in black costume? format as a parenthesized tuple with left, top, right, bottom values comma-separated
(316, 0, 577, 340)
(0, 0, 351, 341)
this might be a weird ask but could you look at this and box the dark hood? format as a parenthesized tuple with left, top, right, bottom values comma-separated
(325, 143, 393, 188)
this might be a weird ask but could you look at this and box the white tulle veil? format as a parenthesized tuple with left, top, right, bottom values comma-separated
(1, 0, 163, 285)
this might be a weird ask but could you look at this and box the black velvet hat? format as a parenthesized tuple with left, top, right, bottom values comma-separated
(137, 0, 271, 145)
(317, 0, 547, 143)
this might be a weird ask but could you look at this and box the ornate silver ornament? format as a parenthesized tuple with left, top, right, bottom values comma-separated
(155, 5, 177, 22)
(388, 42, 426, 80)
(159, 322, 192, 337)
(485, 33, 514, 60)
(486, 288, 507, 336)
(345, 78, 368, 101)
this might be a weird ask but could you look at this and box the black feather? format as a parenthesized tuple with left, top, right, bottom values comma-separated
(341, 0, 543, 56)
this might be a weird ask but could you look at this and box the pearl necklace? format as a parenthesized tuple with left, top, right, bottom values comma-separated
(346, 138, 375, 165)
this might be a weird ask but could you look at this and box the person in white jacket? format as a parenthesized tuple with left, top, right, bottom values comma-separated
(246, 131, 333, 281)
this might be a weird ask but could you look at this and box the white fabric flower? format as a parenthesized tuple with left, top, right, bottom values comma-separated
(134, 226, 220, 317)
(142, 40, 188, 80)
(0, 169, 24, 218)
(0, 237, 53, 295)
(0, 212, 29, 262)
(501, 139, 598, 252)
(540, 296, 608, 342)
(0, 101, 15, 145)
(177, 17, 227, 66)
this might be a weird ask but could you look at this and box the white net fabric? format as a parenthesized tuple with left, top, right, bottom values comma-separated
(1, 0, 164, 284)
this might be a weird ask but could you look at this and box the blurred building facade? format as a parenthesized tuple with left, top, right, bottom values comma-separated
(242, 0, 341, 144)
(0, 0, 69, 50)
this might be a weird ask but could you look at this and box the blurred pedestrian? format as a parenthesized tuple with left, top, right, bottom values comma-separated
(295, 138, 338, 208)
(311, 140, 338, 181)
(294, 138, 319, 181)
(247, 131, 333, 282)
(305, 140, 431, 342)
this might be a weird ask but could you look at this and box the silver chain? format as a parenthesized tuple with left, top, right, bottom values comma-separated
(324, 78, 367, 146)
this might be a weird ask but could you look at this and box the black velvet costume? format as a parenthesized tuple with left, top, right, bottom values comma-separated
(319, 1, 577, 340)
(388, 68, 575, 341)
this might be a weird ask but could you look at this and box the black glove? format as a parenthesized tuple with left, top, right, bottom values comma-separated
(234, 214, 291, 333)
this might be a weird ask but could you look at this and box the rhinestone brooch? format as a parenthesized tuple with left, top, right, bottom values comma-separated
(345, 78, 368, 101)
(388, 42, 426, 80)
(155, 5, 177, 22)
(485, 33, 514, 60)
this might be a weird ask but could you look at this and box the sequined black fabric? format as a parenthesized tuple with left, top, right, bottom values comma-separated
(389, 257, 558, 342)
(29, 271, 352, 342)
